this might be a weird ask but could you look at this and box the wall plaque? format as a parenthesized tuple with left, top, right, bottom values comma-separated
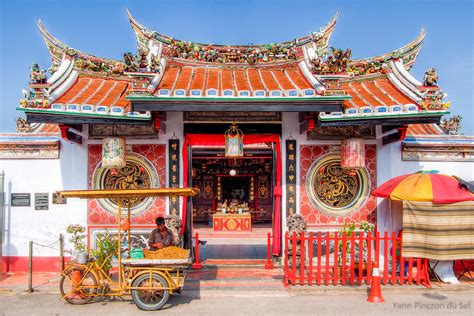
(35, 193, 49, 211)
(11, 193, 31, 207)
(286, 139, 297, 217)
(168, 139, 180, 215)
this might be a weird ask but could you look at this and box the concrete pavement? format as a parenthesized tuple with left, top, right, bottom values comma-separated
(0, 290, 473, 315)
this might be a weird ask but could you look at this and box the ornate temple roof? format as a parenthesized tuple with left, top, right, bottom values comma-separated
(18, 11, 450, 135)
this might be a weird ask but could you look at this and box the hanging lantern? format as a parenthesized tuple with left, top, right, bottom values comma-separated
(341, 138, 365, 169)
(225, 123, 244, 157)
(102, 137, 127, 169)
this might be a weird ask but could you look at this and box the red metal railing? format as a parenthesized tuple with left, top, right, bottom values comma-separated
(265, 232, 274, 269)
(283, 231, 431, 287)
(192, 232, 202, 270)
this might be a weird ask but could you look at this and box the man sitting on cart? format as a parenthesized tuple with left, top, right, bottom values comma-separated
(148, 216, 178, 250)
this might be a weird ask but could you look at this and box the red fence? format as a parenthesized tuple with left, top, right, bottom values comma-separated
(284, 231, 431, 287)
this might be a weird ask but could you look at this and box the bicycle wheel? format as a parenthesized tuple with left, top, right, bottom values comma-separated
(59, 266, 98, 305)
(131, 273, 170, 311)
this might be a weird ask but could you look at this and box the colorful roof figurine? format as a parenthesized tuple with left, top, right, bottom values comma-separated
(16, 10, 451, 135)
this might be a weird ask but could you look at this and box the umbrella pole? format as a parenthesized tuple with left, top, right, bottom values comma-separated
(117, 199, 122, 286)
(127, 200, 131, 258)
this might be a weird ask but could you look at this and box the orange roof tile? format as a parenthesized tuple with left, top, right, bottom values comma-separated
(206, 68, 219, 91)
(260, 69, 280, 91)
(234, 69, 250, 91)
(247, 69, 265, 92)
(173, 67, 193, 91)
(351, 82, 380, 105)
(221, 69, 234, 92)
(272, 69, 295, 91)
(99, 81, 128, 106)
(375, 78, 415, 105)
(87, 80, 114, 104)
(285, 69, 313, 90)
(157, 66, 179, 90)
(407, 124, 443, 136)
(342, 83, 368, 107)
(189, 67, 206, 92)
(342, 77, 418, 108)
(363, 81, 393, 105)
(55, 77, 91, 104)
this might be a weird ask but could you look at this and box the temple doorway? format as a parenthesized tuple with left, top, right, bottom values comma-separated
(190, 146, 274, 261)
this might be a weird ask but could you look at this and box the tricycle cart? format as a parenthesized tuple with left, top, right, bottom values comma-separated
(57, 188, 197, 311)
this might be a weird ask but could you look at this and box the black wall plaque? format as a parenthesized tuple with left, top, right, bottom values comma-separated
(11, 193, 31, 207)
(169, 139, 180, 215)
(286, 139, 297, 217)
(35, 193, 49, 210)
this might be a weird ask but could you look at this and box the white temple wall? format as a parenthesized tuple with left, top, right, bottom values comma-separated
(1, 139, 88, 259)
(376, 135, 474, 234)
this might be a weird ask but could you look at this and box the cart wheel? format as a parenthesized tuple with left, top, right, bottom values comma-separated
(59, 266, 98, 305)
(131, 273, 170, 311)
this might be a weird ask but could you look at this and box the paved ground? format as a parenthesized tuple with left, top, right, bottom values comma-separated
(199, 238, 267, 260)
(0, 289, 473, 315)
(1, 234, 472, 315)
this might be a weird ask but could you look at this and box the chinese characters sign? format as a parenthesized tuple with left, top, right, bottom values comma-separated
(169, 139, 180, 215)
(286, 139, 297, 216)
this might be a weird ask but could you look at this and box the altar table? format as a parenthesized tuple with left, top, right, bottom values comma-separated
(213, 213, 252, 231)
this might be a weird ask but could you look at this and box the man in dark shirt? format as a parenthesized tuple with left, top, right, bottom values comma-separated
(148, 216, 177, 250)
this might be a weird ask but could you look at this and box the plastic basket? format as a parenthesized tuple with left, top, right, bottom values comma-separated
(130, 248, 144, 259)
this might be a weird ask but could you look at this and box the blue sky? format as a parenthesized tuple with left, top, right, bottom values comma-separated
(0, 0, 472, 134)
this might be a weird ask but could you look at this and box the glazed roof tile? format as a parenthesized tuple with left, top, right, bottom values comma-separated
(55, 77, 131, 107)
(154, 61, 315, 97)
(341, 77, 418, 108)
(407, 124, 443, 136)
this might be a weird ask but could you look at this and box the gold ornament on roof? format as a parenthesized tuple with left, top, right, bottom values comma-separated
(423, 67, 438, 86)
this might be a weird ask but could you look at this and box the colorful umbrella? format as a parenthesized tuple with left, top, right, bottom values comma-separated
(372, 171, 474, 204)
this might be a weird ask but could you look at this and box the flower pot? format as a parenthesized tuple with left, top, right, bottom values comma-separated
(75, 252, 89, 264)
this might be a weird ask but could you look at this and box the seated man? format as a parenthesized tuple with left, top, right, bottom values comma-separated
(148, 216, 178, 250)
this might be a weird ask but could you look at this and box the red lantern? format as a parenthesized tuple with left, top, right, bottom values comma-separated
(341, 138, 365, 169)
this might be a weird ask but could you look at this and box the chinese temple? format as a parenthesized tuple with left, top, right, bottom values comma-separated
(1, 10, 472, 272)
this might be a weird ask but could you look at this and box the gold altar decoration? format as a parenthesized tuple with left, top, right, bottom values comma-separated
(341, 138, 365, 169)
(143, 246, 190, 259)
(213, 213, 252, 231)
(225, 123, 244, 157)
(102, 137, 127, 169)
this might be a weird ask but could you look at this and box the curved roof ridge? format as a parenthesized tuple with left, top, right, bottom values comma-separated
(350, 29, 425, 70)
(127, 10, 338, 65)
(37, 20, 121, 65)
(127, 9, 338, 48)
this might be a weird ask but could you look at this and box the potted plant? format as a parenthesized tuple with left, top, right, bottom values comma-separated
(66, 224, 88, 264)
(337, 221, 375, 276)
(90, 230, 118, 274)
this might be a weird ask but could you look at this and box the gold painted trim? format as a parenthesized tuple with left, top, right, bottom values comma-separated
(57, 188, 198, 199)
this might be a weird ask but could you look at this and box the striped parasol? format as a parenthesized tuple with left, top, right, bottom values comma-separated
(372, 170, 474, 204)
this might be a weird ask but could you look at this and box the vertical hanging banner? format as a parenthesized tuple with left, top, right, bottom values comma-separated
(286, 139, 297, 217)
(169, 139, 180, 215)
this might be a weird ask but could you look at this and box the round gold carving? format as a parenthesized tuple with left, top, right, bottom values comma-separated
(92, 152, 159, 217)
(305, 153, 370, 217)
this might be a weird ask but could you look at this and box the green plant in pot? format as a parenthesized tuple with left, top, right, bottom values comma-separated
(337, 220, 375, 272)
(91, 230, 118, 273)
(66, 224, 87, 264)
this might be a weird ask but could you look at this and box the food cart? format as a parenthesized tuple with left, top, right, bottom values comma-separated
(57, 188, 197, 311)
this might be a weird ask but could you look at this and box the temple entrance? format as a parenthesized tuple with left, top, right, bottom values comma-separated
(190, 146, 274, 261)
